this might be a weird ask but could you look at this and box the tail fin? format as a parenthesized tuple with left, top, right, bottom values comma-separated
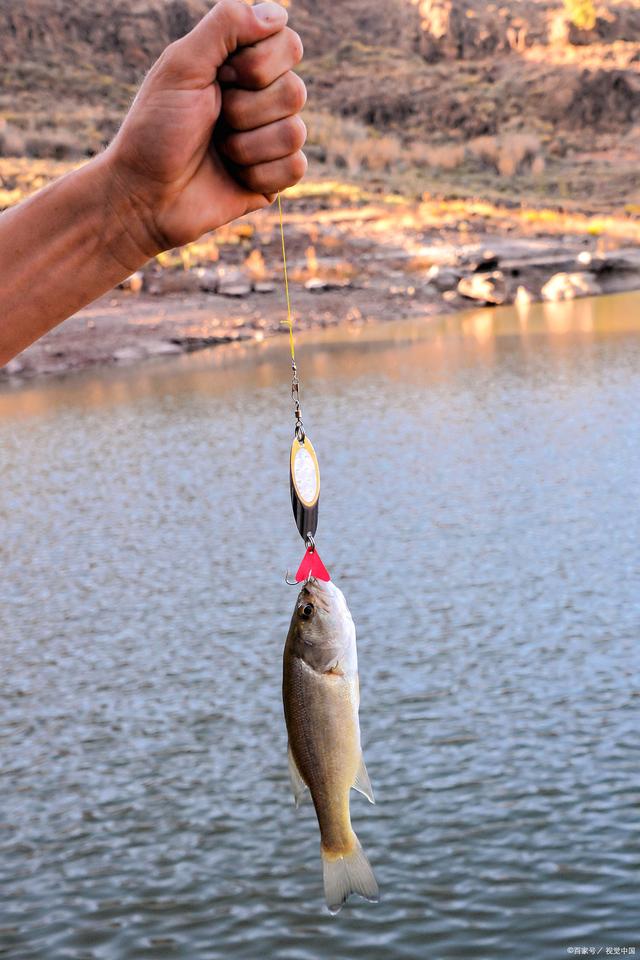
(321, 838, 379, 914)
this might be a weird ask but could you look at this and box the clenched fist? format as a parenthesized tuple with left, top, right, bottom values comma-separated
(0, 0, 307, 362)
(105, 0, 307, 256)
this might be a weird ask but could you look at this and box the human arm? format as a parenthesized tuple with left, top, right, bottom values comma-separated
(0, 0, 307, 365)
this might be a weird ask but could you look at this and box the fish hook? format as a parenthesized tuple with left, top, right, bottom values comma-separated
(284, 571, 299, 586)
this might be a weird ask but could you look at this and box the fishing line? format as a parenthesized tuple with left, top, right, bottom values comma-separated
(277, 191, 296, 368)
(277, 190, 330, 584)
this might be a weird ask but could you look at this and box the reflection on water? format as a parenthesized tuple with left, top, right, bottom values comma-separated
(1, 293, 639, 959)
(2, 291, 640, 421)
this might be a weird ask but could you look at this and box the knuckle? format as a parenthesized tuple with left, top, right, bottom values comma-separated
(243, 166, 262, 192)
(215, 0, 246, 22)
(282, 72, 307, 113)
(243, 48, 271, 88)
(157, 39, 183, 72)
(212, 0, 251, 38)
(284, 116, 307, 153)
(287, 29, 304, 65)
(222, 89, 249, 129)
(289, 150, 308, 183)
(225, 132, 249, 166)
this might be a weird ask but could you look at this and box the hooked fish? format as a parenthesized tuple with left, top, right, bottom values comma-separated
(282, 576, 378, 913)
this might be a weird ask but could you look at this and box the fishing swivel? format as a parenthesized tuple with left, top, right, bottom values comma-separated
(291, 360, 305, 443)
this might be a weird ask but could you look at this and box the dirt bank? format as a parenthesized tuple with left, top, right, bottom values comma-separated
(3, 181, 640, 382)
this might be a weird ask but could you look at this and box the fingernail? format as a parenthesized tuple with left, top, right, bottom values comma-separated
(253, 2, 287, 25)
(218, 63, 237, 83)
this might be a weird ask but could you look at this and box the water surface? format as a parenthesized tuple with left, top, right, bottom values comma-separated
(1, 293, 639, 959)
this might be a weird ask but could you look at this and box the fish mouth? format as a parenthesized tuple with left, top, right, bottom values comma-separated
(302, 575, 329, 593)
(298, 576, 332, 610)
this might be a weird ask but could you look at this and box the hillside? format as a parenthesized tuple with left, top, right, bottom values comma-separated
(1, 0, 640, 212)
(2, 0, 640, 381)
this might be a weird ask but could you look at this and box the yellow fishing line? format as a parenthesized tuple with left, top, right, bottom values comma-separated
(277, 191, 296, 364)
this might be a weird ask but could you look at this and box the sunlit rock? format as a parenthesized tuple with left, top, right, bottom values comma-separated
(146, 271, 201, 296)
(541, 271, 602, 301)
(458, 270, 507, 305)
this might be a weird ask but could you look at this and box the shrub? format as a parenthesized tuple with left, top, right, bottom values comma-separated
(408, 142, 466, 170)
(305, 111, 401, 174)
(469, 133, 543, 178)
(0, 120, 26, 157)
(563, 0, 597, 31)
(23, 129, 83, 160)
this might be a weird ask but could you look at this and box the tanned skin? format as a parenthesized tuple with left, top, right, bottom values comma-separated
(0, 0, 307, 365)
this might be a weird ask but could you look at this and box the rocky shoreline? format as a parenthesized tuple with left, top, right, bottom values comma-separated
(3, 194, 640, 383)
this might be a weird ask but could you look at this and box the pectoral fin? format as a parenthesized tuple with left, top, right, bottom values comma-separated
(287, 744, 309, 807)
(352, 754, 375, 804)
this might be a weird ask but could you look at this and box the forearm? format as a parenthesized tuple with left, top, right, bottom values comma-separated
(0, 152, 154, 365)
(0, 2, 306, 366)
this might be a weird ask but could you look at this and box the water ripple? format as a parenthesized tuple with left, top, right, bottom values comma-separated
(1, 302, 640, 957)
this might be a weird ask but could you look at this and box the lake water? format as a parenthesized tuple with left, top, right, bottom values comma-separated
(1, 293, 639, 959)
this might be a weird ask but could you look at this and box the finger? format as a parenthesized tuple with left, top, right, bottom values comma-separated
(222, 71, 307, 132)
(217, 27, 303, 89)
(236, 150, 308, 194)
(221, 116, 306, 167)
(164, 0, 288, 85)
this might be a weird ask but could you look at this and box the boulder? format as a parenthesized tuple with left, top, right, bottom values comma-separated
(414, 0, 544, 61)
(219, 281, 252, 298)
(305, 277, 327, 291)
(218, 269, 251, 297)
(457, 270, 507, 305)
(3, 358, 25, 376)
(541, 272, 601, 301)
(113, 346, 147, 363)
(305, 277, 352, 292)
(145, 340, 184, 356)
(592, 248, 640, 273)
(198, 268, 219, 293)
(456, 247, 501, 272)
(426, 265, 460, 291)
(146, 271, 201, 295)
(119, 271, 143, 293)
(442, 289, 461, 303)
(515, 285, 534, 306)
(412, 244, 458, 266)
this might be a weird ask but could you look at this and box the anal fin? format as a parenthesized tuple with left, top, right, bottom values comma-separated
(352, 754, 375, 804)
(287, 744, 309, 808)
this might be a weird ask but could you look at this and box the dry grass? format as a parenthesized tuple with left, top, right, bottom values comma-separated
(468, 133, 544, 177)
(0, 156, 78, 207)
(408, 142, 467, 170)
(0, 104, 117, 160)
(306, 108, 548, 183)
(2, 150, 638, 259)
(305, 111, 403, 174)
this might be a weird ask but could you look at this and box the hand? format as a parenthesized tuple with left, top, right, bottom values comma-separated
(103, 0, 307, 257)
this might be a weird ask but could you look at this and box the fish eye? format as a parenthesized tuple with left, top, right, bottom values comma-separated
(300, 603, 314, 619)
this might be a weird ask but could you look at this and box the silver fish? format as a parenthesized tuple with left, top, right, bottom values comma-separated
(283, 577, 378, 912)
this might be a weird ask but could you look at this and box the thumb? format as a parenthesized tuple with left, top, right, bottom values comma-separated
(175, 0, 288, 83)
